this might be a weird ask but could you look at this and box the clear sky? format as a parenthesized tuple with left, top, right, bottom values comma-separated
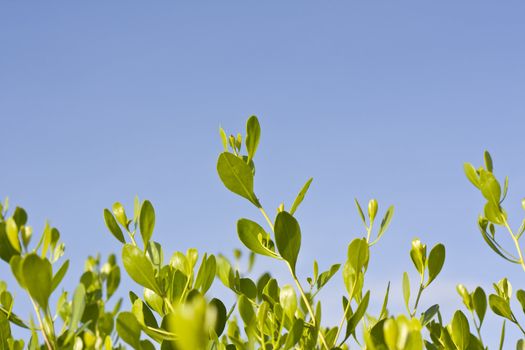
(1, 1, 525, 346)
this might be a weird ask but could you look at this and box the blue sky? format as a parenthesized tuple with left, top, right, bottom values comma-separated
(1, 1, 525, 346)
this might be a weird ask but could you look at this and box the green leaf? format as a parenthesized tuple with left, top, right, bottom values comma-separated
(377, 205, 394, 240)
(284, 318, 304, 350)
(402, 272, 410, 313)
(484, 201, 505, 225)
(116, 312, 142, 349)
(219, 127, 228, 151)
(22, 254, 52, 310)
(290, 178, 313, 216)
(112, 202, 128, 228)
(489, 294, 513, 320)
(237, 219, 278, 258)
(70, 284, 86, 331)
(354, 199, 367, 226)
(464, 163, 480, 188)
(346, 290, 370, 336)
(472, 287, 487, 325)
(379, 282, 390, 320)
(194, 254, 216, 294)
(484, 150, 493, 172)
(516, 290, 525, 314)
(279, 285, 297, 320)
(122, 244, 162, 295)
(6, 218, 20, 253)
(481, 176, 501, 205)
(421, 304, 439, 326)
(451, 310, 470, 350)
(0, 223, 19, 263)
(139, 200, 155, 249)
(274, 211, 302, 274)
(51, 259, 70, 292)
(245, 116, 261, 162)
(103, 209, 125, 244)
(346, 238, 370, 273)
(238, 295, 255, 326)
(217, 152, 260, 207)
(209, 298, 227, 337)
(316, 264, 341, 290)
(12, 207, 28, 227)
(426, 244, 445, 286)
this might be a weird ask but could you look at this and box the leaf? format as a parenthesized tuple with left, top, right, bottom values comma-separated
(238, 295, 255, 326)
(139, 200, 155, 249)
(481, 176, 501, 205)
(122, 244, 162, 295)
(402, 272, 410, 313)
(464, 163, 480, 188)
(346, 291, 370, 336)
(0, 223, 19, 263)
(116, 312, 142, 349)
(451, 310, 470, 350)
(421, 304, 439, 326)
(219, 127, 228, 151)
(112, 202, 128, 228)
(6, 218, 20, 253)
(194, 254, 216, 294)
(274, 211, 302, 274)
(12, 207, 28, 227)
(426, 244, 445, 286)
(377, 205, 394, 240)
(346, 238, 370, 273)
(236, 219, 278, 258)
(472, 287, 487, 325)
(379, 282, 390, 320)
(217, 152, 260, 207)
(279, 285, 297, 320)
(209, 298, 227, 336)
(478, 217, 519, 263)
(245, 116, 261, 162)
(484, 150, 493, 172)
(51, 259, 70, 292)
(290, 178, 313, 215)
(284, 318, 304, 350)
(22, 254, 52, 310)
(354, 199, 367, 226)
(104, 209, 126, 244)
(489, 294, 513, 320)
(316, 264, 341, 290)
(70, 284, 86, 331)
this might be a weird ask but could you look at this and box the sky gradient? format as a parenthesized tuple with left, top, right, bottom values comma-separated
(1, 1, 525, 346)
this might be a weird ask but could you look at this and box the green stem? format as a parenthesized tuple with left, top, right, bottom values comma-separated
(29, 298, 54, 350)
(411, 284, 424, 318)
(259, 207, 274, 232)
(287, 263, 330, 350)
(503, 219, 525, 273)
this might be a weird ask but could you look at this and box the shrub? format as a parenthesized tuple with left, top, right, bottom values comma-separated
(1, 116, 524, 349)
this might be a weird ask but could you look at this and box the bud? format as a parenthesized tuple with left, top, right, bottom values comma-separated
(410, 239, 427, 275)
(278, 203, 285, 213)
(368, 199, 378, 222)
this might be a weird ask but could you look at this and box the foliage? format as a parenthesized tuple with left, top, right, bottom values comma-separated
(1, 116, 525, 349)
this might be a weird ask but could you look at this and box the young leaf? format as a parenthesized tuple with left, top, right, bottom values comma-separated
(70, 284, 86, 331)
(489, 294, 513, 320)
(219, 127, 228, 152)
(290, 178, 313, 216)
(236, 219, 278, 258)
(103, 209, 126, 244)
(22, 254, 53, 310)
(484, 150, 493, 172)
(480, 176, 501, 205)
(279, 285, 297, 320)
(116, 312, 142, 349)
(274, 211, 301, 274)
(217, 152, 260, 207)
(472, 287, 487, 325)
(426, 244, 445, 286)
(402, 272, 410, 313)
(377, 205, 394, 240)
(112, 202, 128, 228)
(51, 259, 70, 292)
(451, 310, 470, 350)
(139, 200, 155, 249)
(354, 199, 367, 226)
(5, 218, 20, 253)
(122, 244, 162, 295)
(245, 116, 261, 162)
(464, 163, 480, 188)
(346, 290, 370, 336)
